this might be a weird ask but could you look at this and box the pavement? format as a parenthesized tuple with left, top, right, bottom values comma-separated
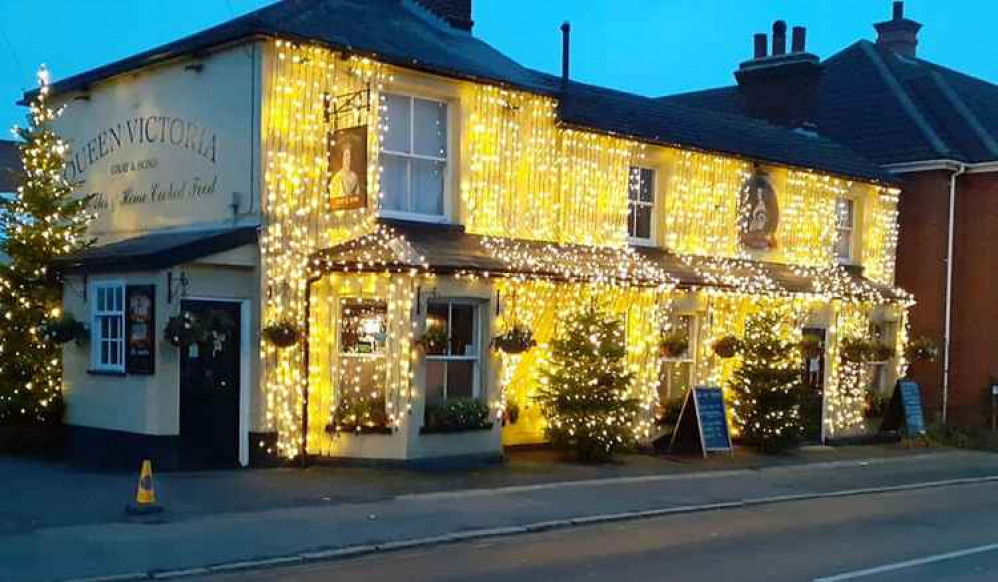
(207, 480, 998, 581)
(2, 446, 998, 581)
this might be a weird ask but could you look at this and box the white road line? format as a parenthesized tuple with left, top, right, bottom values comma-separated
(814, 542, 998, 581)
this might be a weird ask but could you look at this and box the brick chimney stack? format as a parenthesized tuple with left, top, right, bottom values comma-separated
(874, 1, 922, 57)
(414, 0, 473, 31)
(735, 21, 823, 129)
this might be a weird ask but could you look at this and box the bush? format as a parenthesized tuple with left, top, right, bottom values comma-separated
(423, 398, 492, 433)
(330, 391, 390, 433)
(44, 314, 88, 346)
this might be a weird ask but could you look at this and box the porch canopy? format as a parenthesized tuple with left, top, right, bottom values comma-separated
(309, 220, 907, 302)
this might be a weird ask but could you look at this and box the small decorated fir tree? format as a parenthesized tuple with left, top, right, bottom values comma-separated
(0, 68, 92, 435)
(535, 304, 639, 462)
(729, 312, 804, 452)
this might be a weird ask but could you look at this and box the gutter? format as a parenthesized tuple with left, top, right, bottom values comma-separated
(942, 163, 967, 424)
(885, 159, 998, 174)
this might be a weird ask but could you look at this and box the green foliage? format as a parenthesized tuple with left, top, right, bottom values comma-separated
(492, 324, 536, 354)
(44, 314, 88, 345)
(729, 312, 805, 453)
(905, 336, 939, 364)
(262, 319, 300, 348)
(535, 304, 640, 462)
(423, 398, 491, 432)
(659, 332, 689, 359)
(331, 390, 389, 433)
(164, 309, 235, 348)
(0, 70, 92, 429)
(419, 324, 448, 355)
(712, 335, 741, 359)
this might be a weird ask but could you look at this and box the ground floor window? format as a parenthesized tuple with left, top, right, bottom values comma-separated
(659, 314, 697, 402)
(334, 299, 390, 430)
(867, 320, 897, 394)
(91, 282, 125, 372)
(424, 300, 481, 401)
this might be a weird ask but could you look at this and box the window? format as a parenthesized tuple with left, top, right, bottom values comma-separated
(835, 198, 856, 262)
(628, 167, 656, 243)
(92, 283, 125, 372)
(338, 298, 389, 391)
(659, 314, 697, 402)
(381, 93, 449, 220)
(424, 301, 481, 402)
(868, 320, 897, 394)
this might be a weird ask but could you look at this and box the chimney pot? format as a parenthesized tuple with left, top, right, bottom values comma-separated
(561, 21, 571, 85)
(753, 33, 768, 59)
(772, 20, 788, 56)
(875, 1, 922, 57)
(791, 26, 806, 53)
(893, 1, 904, 21)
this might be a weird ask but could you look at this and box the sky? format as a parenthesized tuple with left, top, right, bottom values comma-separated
(1, 0, 997, 133)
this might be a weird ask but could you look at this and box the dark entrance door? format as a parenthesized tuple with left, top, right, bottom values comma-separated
(179, 300, 241, 469)
(801, 327, 826, 442)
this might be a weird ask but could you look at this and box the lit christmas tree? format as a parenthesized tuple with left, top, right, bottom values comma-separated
(536, 303, 639, 462)
(729, 311, 805, 452)
(0, 68, 92, 432)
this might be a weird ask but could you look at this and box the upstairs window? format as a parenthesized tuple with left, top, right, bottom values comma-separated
(628, 167, 656, 243)
(381, 93, 449, 220)
(91, 282, 125, 372)
(835, 198, 856, 263)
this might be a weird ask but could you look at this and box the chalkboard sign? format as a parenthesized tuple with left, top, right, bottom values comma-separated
(669, 386, 733, 457)
(880, 380, 926, 436)
(125, 285, 155, 375)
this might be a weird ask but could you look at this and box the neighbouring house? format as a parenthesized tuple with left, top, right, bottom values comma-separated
(0, 139, 21, 265)
(662, 1, 998, 428)
(33, 0, 908, 470)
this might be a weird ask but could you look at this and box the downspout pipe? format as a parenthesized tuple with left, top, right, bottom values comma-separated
(942, 162, 967, 424)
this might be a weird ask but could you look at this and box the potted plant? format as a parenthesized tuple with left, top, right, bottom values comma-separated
(905, 336, 939, 363)
(659, 332, 689, 359)
(423, 398, 492, 433)
(492, 324, 536, 354)
(711, 335, 741, 359)
(840, 337, 872, 363)
(44, 314, 88, 346)
(419, 324, 448, 355)
(263, 320, 301, 348)
(871, 343, 896, 362)
(164, 311, 205, 348)
(798, 335, 823, 359)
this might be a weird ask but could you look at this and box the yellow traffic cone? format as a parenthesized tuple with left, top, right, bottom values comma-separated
(126, 459, 164, 515)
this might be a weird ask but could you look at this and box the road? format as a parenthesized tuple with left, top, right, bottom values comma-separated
(203, 481, 998, 582)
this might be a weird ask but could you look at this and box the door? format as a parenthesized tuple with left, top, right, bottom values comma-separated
(179, 300, 241, 469)
(800, 327, 826, 442)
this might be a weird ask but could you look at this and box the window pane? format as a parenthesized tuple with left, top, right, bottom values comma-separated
(341, 300, 388, 354)
(446, 361, 475, 399)
(426, 303, 449, 355)
(114, 287, 124, 311)
(383, 94, 411, 153)
(835, 230, 851, 259)
(450, 304, 476, 356)
(634, 205, 652, 239)
(410, 158, 444, 216)
(413, 98, 447, 158)
(101, 340, 110, 366)
(338, 357, 384, 395)
(381, 154, 408, 212)
(628, 167, 641, 201)
(639, 169, 655, 202)
(425, 361, 445, 402)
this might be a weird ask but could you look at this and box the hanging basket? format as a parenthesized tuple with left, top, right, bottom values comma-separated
(262, 320, 301, 349)
(798, 335, 823, 359)
(904, 336, 938, 363)
(711, 335, 741, 359)
(164, 312, 205, 348)
(659, 332, 689, 359)
(45, 314, 88, 346)
(840, 337, 873, 363)
(492, 325, 536, 354)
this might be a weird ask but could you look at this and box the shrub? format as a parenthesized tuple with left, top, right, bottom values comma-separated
(330, 390, 389, 433)
(423, 398, 492, 433)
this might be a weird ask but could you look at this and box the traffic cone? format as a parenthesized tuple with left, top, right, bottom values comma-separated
(126, 459, 164, 515)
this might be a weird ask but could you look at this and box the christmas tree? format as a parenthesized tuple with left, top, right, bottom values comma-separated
(536, 303, 639, 462)
(0, 68, 92, 434)
(729, 311, 804, 452)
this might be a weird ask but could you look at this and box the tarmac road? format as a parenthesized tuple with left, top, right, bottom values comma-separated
(205, 480, 998, 582)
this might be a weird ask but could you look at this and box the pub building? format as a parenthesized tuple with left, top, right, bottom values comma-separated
(39, 0, 910, 469)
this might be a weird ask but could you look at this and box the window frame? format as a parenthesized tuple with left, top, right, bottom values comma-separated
(835, 197, 857, 264)
(627, 166, 657, 246)
(423, 299, 483, 401)
(90, 280, 126, 373)
(379, 92, 453, 224)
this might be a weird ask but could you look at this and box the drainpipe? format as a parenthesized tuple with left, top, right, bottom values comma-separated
(942, 163, 967, 424)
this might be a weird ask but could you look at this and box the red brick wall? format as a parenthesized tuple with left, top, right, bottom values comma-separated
(895, 171, 950, 422)
(949, 172, 998, 426)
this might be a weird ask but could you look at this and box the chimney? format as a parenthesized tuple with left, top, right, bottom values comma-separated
(735, 21, 823, 129)
(561, 21, 571, 86)
(874, 1, 922, 57)
(414, 0, 474, 31)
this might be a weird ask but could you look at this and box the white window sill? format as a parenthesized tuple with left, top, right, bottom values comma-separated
(379, 210, 450, 224)
(629, 237, 656, 247)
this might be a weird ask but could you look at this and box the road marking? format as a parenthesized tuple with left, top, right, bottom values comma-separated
(814, 542, 998, 581)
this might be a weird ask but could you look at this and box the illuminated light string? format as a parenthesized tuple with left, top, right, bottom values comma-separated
(262, 41, 911, 457)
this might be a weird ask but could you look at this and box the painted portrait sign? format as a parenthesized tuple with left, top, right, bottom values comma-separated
(328, 126, 368, 211)
(738, 168, 779, 250)
(125, 285, 156, 375)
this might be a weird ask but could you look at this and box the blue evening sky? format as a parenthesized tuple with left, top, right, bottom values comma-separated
(0, 0, 995, 133)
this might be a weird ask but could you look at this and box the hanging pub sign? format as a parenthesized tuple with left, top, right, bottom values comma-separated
(126, 285, 156, 375)
(738, 167, 779, 250)
(669, 386, 733, 458)
(880, 380, 927, 436)
(328, 125, 368, 211)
